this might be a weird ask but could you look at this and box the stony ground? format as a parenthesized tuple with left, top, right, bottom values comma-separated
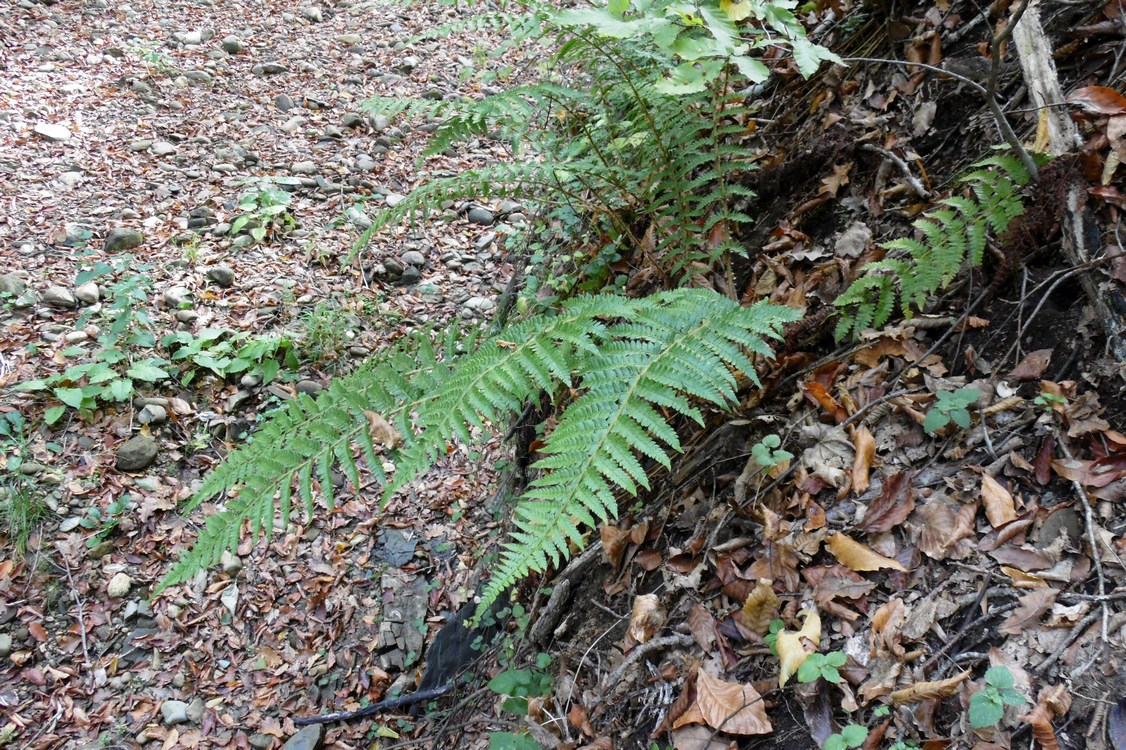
(0, 0, 521, 747)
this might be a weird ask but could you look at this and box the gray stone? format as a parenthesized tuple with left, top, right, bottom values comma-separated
(295, 379, 322, 395)
(401, 250, 426, 267)
(220, 550, 243, 574)
(467, 207, 494, 226)
(0, 274, 27, 297)
(73, 281, 100, 304)
(43, 285, 77, 308)
(341, 112, 364, 128)
(302, 6, 323, 22)
(105, 227, 144, 252)
(34, 123, 72, 142)
(283, 724, 324, 750)
(384, 192, 405, 207)
(400, 266, 421, 284)
(128, 139, 152, 152)
(177, 30, 203, 45)
(160, 700, 190, 726)
(221, 35, 245, 53)
(164, 287, 192, 308)
(396, 56, 419, 73)
(275, 94, 295, 112)
(464, 296, 496, 313)
(206, 265, 236, 288)
(355, 155, 376, 171)
(116, 435, 158, 472)
(0, 633, 11, 657)
(256, 62, 290, 76)
(107, 572, 133, 599)
(249, 734, 273, 750)
(138, 404, 168, 425)
(152, 141, 177, 156)
(335, 33, 362, 45)
(187, 697, 205, 722)
(290, 161, 317, 175)
(345, 206, 371, 230)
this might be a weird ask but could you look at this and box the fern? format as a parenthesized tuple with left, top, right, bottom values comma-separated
(834, 154, 1034, 340)
(155, 290, 798, 599)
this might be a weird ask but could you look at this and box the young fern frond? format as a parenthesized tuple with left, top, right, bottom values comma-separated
(157, 291, 798, 605)
(834, 154, 1035, 340)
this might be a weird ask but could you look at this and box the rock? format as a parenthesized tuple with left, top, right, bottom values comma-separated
(34, 123, 72, 142)
(290, 161, 317, 175)
(206, 265, 236, 288)
(138, 404, 168, 425)
(302, 6, 323, 22)
(474, 232, 497, 251)
(73, 281, 100, 304)
(335, 33, 362, 45)
(283, 724, 324, 750)
(0, 274, 28, 297)
(385, 193, 405, 207)
(160, 700, 190, 726)
(221, 35, 245, 53)
(400, 266, 421, 284)
(107, 572, 133, 598)
(164, 287, 192, 308)
(295, 379, 322, 395)
(275, 94, 295, 112)
(43, 285, 77, 308)
(187, 697, 205, 722)
(105, 227, 144, 251)
(401, 250, 426, 267)
(467, 207, 494, 226)
(341, 112, 364, 128)
(464, 296, 496, 313)
(0, 633, 11, 657)
(397, 56, 419, 73)
(152, 141, 177, 156)
(116, 435, 158, 472)
(249, 734, 274, 750)
(128, 139, 152, 152)
(355, 155, 376, 171)
(345, 206, 371, 230)
(255, 62, 290, 76)
(220, 550, 243, 574)
(177, 30, 202, 45)
(497, 200, 523, 215)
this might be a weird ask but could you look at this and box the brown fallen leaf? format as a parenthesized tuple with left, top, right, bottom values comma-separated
(890, 670, 969, 704)
(1068, 85, 1126, 115)
(741, 579, 780, 635)
(671, 724, 737, 750)
(980, 474, 1017, 528)
(690, 670, 773, 735)
(627, 593, 666, 646)
(688, 604, 719, 652)
(363, 410, 402, 449)
(999, 587, 1058, 635)
(851, 426, 876, 493)
(859, 471, 915, 533)
(1007, 349, 1052, 380)
(826, 533, 907, 572)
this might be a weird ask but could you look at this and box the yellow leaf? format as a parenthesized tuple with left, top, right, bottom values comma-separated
(826, 533, 907, 572)
(742, 579, 779, 635)
(627, 593, 666, 645)
(720, 0, 753, 21)
(777, 609, 821, 687)
(980, 474, 1016, 528)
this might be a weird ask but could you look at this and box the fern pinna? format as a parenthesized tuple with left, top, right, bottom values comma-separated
(833, 154, 1033, 340)
(156, 290, 798, 608)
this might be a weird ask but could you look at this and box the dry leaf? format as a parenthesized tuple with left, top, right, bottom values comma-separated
(692, 670, 773, 735)
(601, 524, 630, 570)
(999, 588, 1058, 635)
(871, 598, 907, 658)
(363, 410, 402, 449)
(859, 471, 915, 533)
(981, 474, 1017, 528)
(1068, 85, 1126, 115)
(890, 670, 969, 704)
(826, 533, 907, 572)
(1022, 702, 1061, 750)
(1007, 349, 1052, 380)
(671, 724, 737, 750)
(688, 604, 718, 651)
(851, 427, 876, 493)
(777, 609, 821, 686)
(628, 594, 666, 645)
(741, 579, 780, 635)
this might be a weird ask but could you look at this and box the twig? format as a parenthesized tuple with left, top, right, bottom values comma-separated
(601, 634, 694, 693)
(61, 557, 92, 680)
(1057, 437, 1110, 645)
(1033, 609, 1101, 675)
(858, 144, 930, 198)
(988, 0, 1040, 182)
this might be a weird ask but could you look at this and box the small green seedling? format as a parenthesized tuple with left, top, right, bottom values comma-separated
(231, 178, 297, 244)
(752, 434, 794, 468)
(1032, 392, 1067, 412)
(924, 387, 980, 433)
(764, 618, 784, 655)
(80, 494, 133, 547)
(487, 653, 553, 716)
(824, 724, 867, 750)
(968, 665, 1025, 728)
(797, 651, 847, 684)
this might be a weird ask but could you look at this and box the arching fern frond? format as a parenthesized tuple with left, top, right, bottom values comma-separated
(834, 153, 1036, 340)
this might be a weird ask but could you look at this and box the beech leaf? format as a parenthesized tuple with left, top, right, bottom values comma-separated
(825, 533, 907, 572)
(693, 670, 773, 735)
(777, 608, 821, 686)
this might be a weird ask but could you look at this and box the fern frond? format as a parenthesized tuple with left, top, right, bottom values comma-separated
(478, 292, 799, 610)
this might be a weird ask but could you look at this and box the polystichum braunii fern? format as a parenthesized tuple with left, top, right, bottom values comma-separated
(155, 290, 798, 607)
(834, 154, 1034, 340)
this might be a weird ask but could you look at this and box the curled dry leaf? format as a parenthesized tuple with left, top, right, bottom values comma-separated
(890, 670, 969, 704)
(777, 608, 821, 687)
(676, 670, 773, 735)
(742, 579, 780, 635)
(1007, 349, 1052, 380)
(851, 426, 876, 494)
(826, 533, 907, 572)
(1021, 702, 1061, 750)
(600, 523, 630, 570)
(628, 593, 667, 645)
(980, 474, 1017, 528)
(363, 410, 402, 449)
(999, 587, 1058, 635)
(1068, 85, 1126, 115)
(859, 471, 915, 533)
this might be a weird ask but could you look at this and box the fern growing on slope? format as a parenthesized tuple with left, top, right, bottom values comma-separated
(834, 154, 1034, 340)
(156, 290, 798, 600)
